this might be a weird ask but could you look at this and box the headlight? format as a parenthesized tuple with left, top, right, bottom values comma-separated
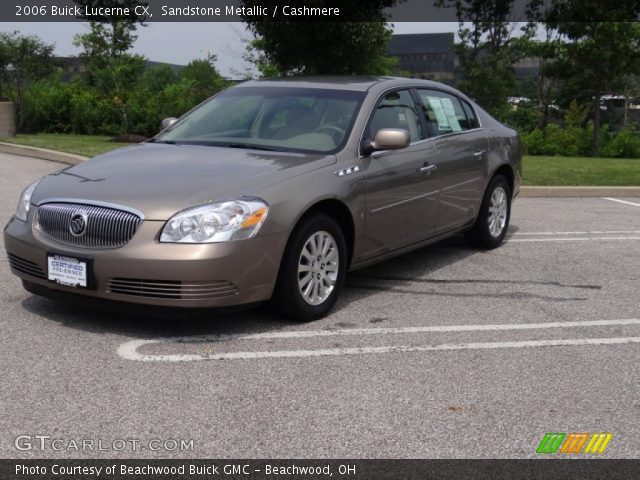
(160, 198, 268, 243)
(15, 178, 41, 222)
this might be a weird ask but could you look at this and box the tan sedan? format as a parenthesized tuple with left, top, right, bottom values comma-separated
(4, 77, 521, 321)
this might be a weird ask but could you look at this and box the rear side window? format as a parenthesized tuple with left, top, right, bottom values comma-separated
(417, 89, 477, 136)
(461, 100, 479, 130)
(368, 90, 426, 142)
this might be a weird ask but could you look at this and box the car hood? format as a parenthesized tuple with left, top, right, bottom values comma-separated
(32, 143, 336, 220)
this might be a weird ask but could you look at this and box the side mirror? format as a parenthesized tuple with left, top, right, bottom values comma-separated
(160, 117, 178, 130)
(362, 128, 410, 155)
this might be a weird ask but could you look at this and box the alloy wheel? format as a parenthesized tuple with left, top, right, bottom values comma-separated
(488, 186, 508, 237)
(297, 230, 339, 305)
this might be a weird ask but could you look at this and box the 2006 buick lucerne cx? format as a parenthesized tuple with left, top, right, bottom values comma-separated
(4, 77, 521, 321)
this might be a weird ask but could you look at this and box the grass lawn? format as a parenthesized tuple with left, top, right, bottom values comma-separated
(0, 134, 128, 157)
(1, 134, 639, 186)
(523, 155, 640, 186)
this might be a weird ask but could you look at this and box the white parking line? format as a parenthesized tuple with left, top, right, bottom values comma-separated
(602, 197, 640, 208)
(119, 337, 640, 362)
(508, 236, 640, 243)
(117, 318, 640, 362)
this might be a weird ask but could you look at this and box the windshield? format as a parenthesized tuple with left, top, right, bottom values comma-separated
(156, 86, 366, 154)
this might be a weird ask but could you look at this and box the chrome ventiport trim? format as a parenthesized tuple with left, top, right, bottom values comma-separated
(335, 165, 360, 177)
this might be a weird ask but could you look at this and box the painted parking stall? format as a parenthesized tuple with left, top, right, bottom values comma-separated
(118, 319, 640, 362)
(1, 153, 639, 459)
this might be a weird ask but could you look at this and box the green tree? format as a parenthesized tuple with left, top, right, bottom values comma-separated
(140, 64, 177, 92)
(515, 24, 566, 129)
(240, 0, 400, 76)
(22, 73, 72, 133)
(73, 32, 145, 133)
(0, 31, 55, 129)
(544, 1, 640, 155)
(72, 0, 147, 133)
(180, 58, 227, 103)
(72, 29, 145, 134)
(72, 0, 148, 54)
(436, 0, 534, 119)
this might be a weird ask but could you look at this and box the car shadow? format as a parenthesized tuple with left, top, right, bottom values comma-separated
(19, 230, 500, 341)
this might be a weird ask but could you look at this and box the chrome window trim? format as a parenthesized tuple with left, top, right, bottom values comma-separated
(34, 198, 145, 220)
(413, 87, 484, 137)
(359, 84, 484, 159)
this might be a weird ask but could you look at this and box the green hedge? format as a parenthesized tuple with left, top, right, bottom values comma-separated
(18, 61, 227, 138)
(522, 124, 640, 158)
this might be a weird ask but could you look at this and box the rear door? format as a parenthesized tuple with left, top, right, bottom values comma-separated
(361, 89, 440, 257)
(415, 89, 488, 234)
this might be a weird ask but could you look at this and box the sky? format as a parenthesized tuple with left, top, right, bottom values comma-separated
(4, 22, 460, 78)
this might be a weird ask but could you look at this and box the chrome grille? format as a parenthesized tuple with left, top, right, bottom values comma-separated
(7, 254, 46, 279)
(107, 278, 239, 300)
(36, 202, 141, 249)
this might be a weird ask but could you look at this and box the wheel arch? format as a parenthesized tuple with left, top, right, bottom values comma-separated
(491, 164, 515, 197)
(285, 198, 356, 268)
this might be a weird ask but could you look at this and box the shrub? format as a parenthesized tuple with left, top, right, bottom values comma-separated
(22, 76, 72, 133)
(504, 101, 540, 133)
(521, 128, 545, 155)
(68, 88, 121, 135)
(601, 129, 640, 158)
(522, 122, 602, 157)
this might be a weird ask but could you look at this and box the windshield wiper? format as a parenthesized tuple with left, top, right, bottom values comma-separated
(150, 140, 283, 151)
(226, 143, 283, 152)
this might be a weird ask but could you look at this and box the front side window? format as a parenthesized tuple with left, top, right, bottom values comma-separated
(368, 90, 425, 142)
(417, 89, 476, 136)
(156, 87, 365, 154)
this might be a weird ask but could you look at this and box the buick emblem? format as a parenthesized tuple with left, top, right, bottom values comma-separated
(69, 212, 88, 237)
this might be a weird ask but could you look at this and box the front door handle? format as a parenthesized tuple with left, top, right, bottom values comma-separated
(418, 164, 437, 174)
(473, 149, 487, 158)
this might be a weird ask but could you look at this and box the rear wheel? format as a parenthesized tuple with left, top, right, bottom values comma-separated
(465, 175, 511, 249)
(272, 214, 347, 321)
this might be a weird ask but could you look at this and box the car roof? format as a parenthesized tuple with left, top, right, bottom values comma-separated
(236, 76, 455, 92)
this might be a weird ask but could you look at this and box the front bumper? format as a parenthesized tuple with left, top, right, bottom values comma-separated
(4, 215, 289, 308)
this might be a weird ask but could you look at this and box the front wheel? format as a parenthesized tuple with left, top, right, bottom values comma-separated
(465, 175, 511, 249)
(272, 214, 347, 321)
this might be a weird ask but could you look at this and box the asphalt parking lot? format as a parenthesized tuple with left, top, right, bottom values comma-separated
(0, 152, 638, 459)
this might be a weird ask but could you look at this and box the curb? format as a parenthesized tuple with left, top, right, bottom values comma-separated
(1, 142, 639, 197)
(520, 186, 640, 198)
(0, 142, 87, 165)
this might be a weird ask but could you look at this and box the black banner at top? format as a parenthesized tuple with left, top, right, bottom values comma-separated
(5, 0, 640, 22)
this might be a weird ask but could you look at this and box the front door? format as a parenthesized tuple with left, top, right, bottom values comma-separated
(362, 89, 439, 257)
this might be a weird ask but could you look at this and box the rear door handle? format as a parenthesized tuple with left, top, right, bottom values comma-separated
(418, 164, 437, 174)
(473, 149, 487, 158)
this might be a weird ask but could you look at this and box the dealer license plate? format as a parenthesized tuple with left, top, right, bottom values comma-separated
(47, 254, 87, 288)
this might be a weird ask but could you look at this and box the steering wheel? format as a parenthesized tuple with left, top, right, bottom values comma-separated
(314, 125, 345, 143)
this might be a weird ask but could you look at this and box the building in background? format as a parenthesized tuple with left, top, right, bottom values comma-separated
(387, 33, 456, 81)
(388, 33, 541, 81)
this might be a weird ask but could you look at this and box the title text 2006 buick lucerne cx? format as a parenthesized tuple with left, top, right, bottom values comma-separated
(4, 77, 521, 321)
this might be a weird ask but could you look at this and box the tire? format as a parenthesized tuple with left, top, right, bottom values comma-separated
(465, 175, 511, 249)
(272, 213, 347, 321)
